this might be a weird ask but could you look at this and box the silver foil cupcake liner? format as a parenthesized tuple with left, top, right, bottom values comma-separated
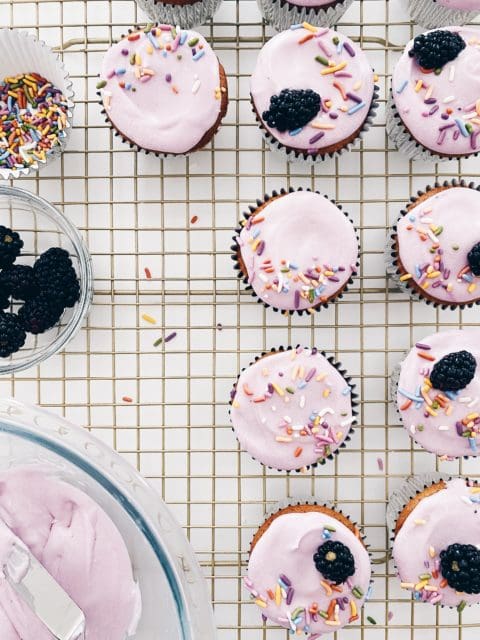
(0, 29, 74, 180)
(98, 26, 228, 159)
(386, 472, 451, 536)
(405, 0, 479, 29)
(256, 0, 354, 32)
(252, 86, 379, 165)
(385, 179, 480, 310)
(231, 187, 360, 316)
(229, 345, 359, 473)
(134, 0, 222, 28)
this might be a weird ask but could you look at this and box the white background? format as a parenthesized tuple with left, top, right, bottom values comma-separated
(2, 0, 480, 637)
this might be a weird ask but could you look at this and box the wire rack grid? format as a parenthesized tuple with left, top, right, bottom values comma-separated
(1, 0, 480, 638)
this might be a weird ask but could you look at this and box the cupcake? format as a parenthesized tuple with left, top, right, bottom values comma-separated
(387, 180, 480, 309)
(387, 27, 480, 162)
(230, 346, 357, 472)
(405, 0, 480, 29)
(388, 475, 480, 609)
(257, 0, 355, 32)
(133, 0, 222, 29)
(245, 502, 372, 634)
(232, 188, 359, 314)
(98, 25, 228, 156)
(392, 329, 480, 459)
(250, 25, 378, 163)
(0, 29, 74, 179)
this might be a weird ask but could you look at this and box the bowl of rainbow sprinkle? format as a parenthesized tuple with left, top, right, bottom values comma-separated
(0, 29, 74, 179)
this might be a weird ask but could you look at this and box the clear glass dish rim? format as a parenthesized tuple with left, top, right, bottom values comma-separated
(0, 185, 93, 375)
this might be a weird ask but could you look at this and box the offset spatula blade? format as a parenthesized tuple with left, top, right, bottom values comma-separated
(5, 540, 86, 640)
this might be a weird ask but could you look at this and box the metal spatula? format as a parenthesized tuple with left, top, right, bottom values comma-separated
(2, 521, 86, 640)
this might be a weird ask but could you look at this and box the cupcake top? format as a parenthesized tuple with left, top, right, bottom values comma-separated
(394, 185, 480, 306)
(230, 347, 356, 471)
(392, 27, 480, 157)
(0, 467, 140, 640)
(246, 505, 371, 635)
(237, 190, 358, 312)
(99, 25, 226, 155)
(436, 0, 480, 8)
(250, 25, 375, 153)
(393, 478, 480, 607)
(396, 329, 480, 458)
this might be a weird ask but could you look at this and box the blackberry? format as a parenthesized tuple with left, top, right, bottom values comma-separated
(440, 543, 480, 594)
(33, 247, 80, 308)
(409, 30, 466, 70)
(18, 295, 64, 335)
(313, 540, 355, 584)
(467, 242, 480, 276)
(262, 89, 321, 133)
(0, 265, 38, 301)
(0, 312, 26, 357)
(0, 287, 10, 310)
(0, 226, 23, 268)
(430, 350, 476, 391)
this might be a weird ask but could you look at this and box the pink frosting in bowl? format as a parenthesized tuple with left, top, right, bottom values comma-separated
(396, 329, 480, 458)
(250, 26, 375, 154)
(230, 346, 356, 471)
(246, 506, 371, 634)
(391, 26, 480, 157)
(236, 190, 359, 312)
(394, 184, 480, 306)
(393, 478, 480, 607)
(0, 467, 140, 640)
(99, 26, 227, 155)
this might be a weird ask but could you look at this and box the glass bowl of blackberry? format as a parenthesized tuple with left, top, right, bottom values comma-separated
(0, 185, 92, 374)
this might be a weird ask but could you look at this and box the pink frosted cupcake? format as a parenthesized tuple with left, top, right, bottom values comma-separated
(98, 25, 228, 156)
(405, 0, 480, 29)
(387, 27, 480, 161)
(256, 0, 355, 32)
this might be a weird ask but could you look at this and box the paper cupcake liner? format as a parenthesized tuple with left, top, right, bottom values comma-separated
(134, 0, 222, 28)
(98, 26, 228, 159)
(405, 0, 479, 28)
(229, 345, 359, 473)
(386, 91, 480, 163)
(385, 179, 480, 311)
(231, 187, 360, 315)
(0, 29, 74, 180)
(256, 0, 354, 32)
(252, 85, 379, 165)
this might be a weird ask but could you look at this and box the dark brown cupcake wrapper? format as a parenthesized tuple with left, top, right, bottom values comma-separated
(386, 89, 480, 162)
(251, 85, 379, 164)
(231, 186, 360, 316)
(97, 25, 228, 159)
(134, 0, 221, 29)
(386, 179, 480, 311)
(387, 474, 480, 609)
(257, 0, 354, 31)
(228, 344, 359, 473)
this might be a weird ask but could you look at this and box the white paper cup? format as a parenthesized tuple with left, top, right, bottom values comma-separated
(0, 29, 74, 180)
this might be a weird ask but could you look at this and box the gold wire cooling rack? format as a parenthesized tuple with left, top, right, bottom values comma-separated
(2, 0, 480, 637)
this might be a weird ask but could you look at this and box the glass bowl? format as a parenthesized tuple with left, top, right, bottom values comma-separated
(0, 185, 92, 374)
(0, 399, 217, 639)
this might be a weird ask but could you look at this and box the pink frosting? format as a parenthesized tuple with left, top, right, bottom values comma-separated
(250, 26, 375, 152)
(0, 468, 140, 640)
(436, 0, 480, 9)
(238, 191, 358, 311)
(230, 347, 355, 471)
(392, 26, 480, 157)
(396, 329, 480, 458)
(100, 26, 224, 154)
(396, 186, 480, 305)
(246, 509, 371, 634)
(393, 478, 480, 607)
